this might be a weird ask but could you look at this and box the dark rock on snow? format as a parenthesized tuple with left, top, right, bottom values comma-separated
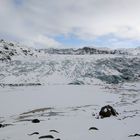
(28, 132, 39, 136)
(0, 124, 3, 128)
(0, 123, 13, 128)
(32, 119, 40, 123)
(89, 127, 99, 130)
(39, 135, 54, 139)
(99, 105, 118, 118)
(128, 133, 140, 137)
(50, 130, 59, 133)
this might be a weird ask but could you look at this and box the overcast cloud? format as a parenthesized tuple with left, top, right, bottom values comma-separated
(0, 0, 140, 48)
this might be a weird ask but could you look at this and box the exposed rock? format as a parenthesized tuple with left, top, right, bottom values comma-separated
(68, 80, 84, 85)
(3, 45, 9, 50)
(9, 43, 14, 46)
(0, 83, 41, 87)
(9, 52, 14, 56)
(39, 47, 122, 55)
(28, 132, 39, 136)
(0, 124, 3, 128)
(39, 135, 54, 139)
(89, 127, 99, 130)
(0, 123, 13, 128)
(128, 133, 140, 137)
(32, 119, 40, 123)
(50, 130, 59, 133)
(0, 40, 39, 62)
(0, 39, 4, 42)
(99, 105, 118, 118)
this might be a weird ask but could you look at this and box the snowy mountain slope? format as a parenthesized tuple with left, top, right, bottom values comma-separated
(0, 39, 40, 61)
(0, 40, 140, 86)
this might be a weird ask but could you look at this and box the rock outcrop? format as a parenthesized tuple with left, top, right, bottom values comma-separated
(99, 105, 118, 118)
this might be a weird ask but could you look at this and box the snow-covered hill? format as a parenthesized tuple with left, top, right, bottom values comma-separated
(0, 39, 40, 61)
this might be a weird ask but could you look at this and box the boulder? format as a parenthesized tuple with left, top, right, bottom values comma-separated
(89, 127, 98, 130)
(32, 119, 40, 123)
(39, 135, 54, 139)
(99, 105, 118, 118)
(0, 124, 3, 128)
(28, 132, 39, 136)
(129, 134, 140, 137)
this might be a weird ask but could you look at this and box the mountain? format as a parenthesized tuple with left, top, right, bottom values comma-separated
(40, 46, 140, 56)
(39, 47, 113, 55)
(39, 46, 136, 55)
(0, 39, 39, 61)
(0, 39, 140, 86)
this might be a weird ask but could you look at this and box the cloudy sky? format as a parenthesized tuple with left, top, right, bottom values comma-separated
(0, 0, 140, 48)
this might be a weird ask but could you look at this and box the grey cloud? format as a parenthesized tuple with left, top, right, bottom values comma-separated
(0, 0, 140, 47)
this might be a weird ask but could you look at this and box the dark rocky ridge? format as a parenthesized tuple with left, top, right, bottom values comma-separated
(39, 47, 129, 55)
(39, 46, 140, 55)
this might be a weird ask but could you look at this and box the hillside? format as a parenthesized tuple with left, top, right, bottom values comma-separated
(0, 39, 39, 61)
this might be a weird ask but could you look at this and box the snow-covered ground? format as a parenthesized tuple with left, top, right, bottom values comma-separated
(0, 40, 140, 140)
(0, 83, 140, 140)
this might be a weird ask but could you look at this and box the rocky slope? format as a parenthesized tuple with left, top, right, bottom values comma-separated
(0, 39, 39, 61)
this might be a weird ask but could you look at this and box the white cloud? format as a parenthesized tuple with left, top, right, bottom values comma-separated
(0, 0, 140, 47)
(27, 35, 61, 48)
